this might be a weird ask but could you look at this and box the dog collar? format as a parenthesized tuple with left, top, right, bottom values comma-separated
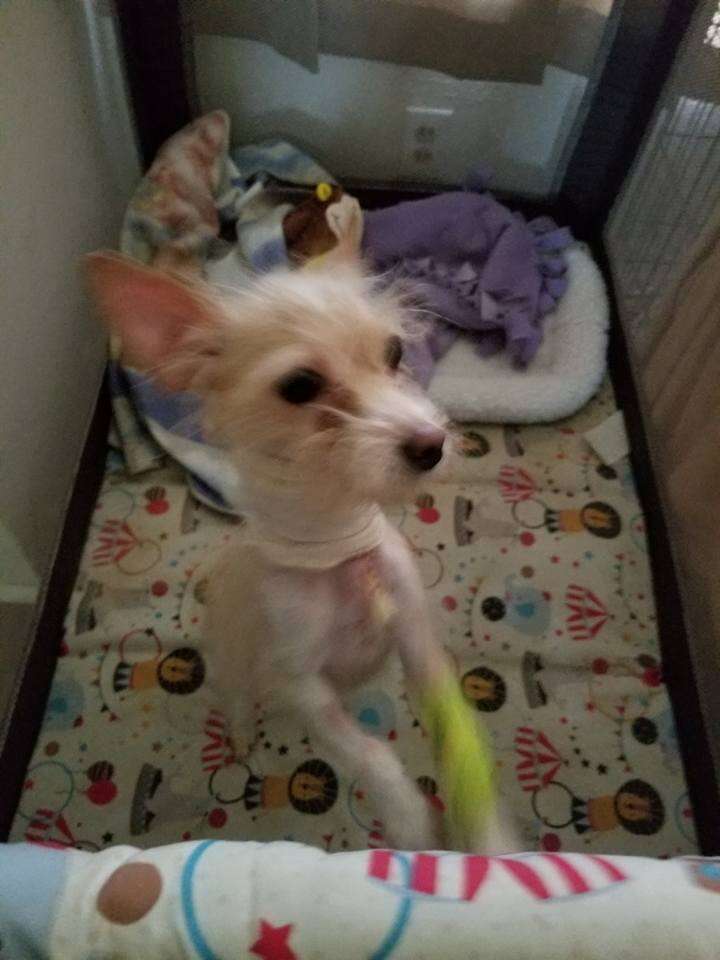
(242, 505, 387, 570)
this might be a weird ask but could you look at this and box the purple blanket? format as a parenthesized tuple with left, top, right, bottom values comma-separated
(361, 190, 573, 386)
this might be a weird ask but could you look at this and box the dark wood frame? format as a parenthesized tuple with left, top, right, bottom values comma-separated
(4, 0, 715, 852)
(114, 0, 194, 168)
(562, 0, 703, 236)
(0, 381, 111, 841)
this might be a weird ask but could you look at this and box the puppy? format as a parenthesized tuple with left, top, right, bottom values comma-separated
(87, 251, 513, 852)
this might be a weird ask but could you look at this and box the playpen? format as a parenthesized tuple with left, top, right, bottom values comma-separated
(1, 1, 719, 956)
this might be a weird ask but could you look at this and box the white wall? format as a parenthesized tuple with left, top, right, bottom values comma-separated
(0, 1, 139, 705)
(195, 34, 587, 197)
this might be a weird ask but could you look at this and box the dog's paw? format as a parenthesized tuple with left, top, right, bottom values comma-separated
(221, 711, 252, 762)
(381, 792, 440, 851)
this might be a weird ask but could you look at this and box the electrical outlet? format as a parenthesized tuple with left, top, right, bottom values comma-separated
(401, 105, 455, 179)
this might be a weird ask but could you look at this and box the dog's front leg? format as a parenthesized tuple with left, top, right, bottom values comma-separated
(381, 527, 519, 854)
(284, 673, 438, 851)
(256, 571, 438, 850)
(210, 664, 254, 760)
(215, 562, 437, 849)
(393, 605, 519, 855)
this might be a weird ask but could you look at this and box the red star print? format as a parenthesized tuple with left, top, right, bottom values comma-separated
(251, 920, 297, 960)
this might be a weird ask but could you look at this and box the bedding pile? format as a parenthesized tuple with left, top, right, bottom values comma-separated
(111, 110, 607, 512)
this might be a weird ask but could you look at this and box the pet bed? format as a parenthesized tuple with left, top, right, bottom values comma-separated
(10, 381, 696, 861)
(428, 244, 609, 423)
(2, 840, 720, 959)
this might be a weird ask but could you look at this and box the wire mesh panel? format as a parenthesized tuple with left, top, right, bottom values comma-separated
(605, 0, 720, 833)
(606, 0, 720, 351)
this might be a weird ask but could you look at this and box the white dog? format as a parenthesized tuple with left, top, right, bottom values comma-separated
(87, 251, 513, 852)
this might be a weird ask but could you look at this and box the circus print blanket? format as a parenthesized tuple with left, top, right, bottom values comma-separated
(10, 380, 696, 862)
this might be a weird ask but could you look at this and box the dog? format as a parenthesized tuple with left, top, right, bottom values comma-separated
(86, 250, 514, 852)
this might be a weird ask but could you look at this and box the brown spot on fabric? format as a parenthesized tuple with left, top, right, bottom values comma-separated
(97, 862, 162, 924)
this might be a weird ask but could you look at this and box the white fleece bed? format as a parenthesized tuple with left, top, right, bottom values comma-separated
(429, 244, 609, 423)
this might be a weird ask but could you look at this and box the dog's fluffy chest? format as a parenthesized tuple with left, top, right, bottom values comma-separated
(320, 551, 395, 687)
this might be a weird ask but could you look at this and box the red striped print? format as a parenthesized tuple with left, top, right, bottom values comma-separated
(542, 853, 592, 894)
(411, 854, 437, 894)
(463, 856, 490, 900)
(368, 849, 392, 881)
(501, 858, 552, 900)
(587, 854, 627, 883)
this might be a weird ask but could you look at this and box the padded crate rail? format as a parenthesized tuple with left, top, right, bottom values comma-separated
(2, 840, 720, 958)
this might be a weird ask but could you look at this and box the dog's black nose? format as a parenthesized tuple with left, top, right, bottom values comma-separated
(402, 427, 446, 472)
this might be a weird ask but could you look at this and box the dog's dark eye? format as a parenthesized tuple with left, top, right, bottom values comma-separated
(385, 335, 403, 371)
(277, 368, 325, 404)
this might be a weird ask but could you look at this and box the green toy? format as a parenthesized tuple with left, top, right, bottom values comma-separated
(421, 670, 497, 850)
(364, 564, 497, 849)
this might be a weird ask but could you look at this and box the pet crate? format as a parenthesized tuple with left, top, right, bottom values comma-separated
(1, 1, 719, 955)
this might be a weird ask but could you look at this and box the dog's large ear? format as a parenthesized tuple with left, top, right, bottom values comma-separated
(85, 252, 223, 391)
